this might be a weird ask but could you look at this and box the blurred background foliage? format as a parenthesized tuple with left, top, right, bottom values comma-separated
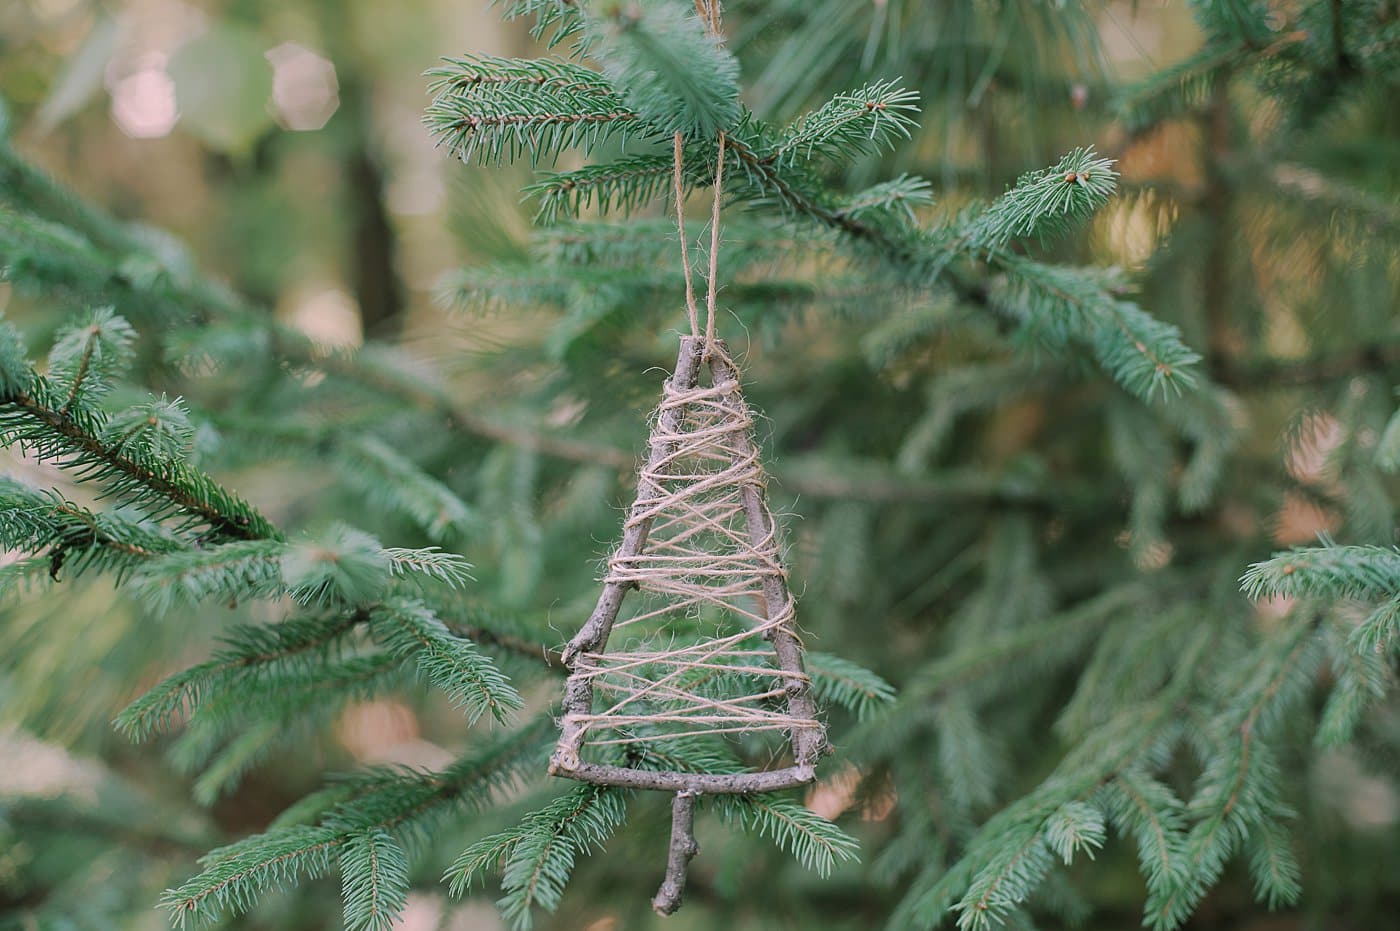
(1, 1, 1398, 930)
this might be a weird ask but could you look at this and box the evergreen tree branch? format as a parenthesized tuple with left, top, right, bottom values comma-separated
(713, 793, 860, 878)
(524, 154, 676, 223)
(902, 634, 1212, 930)
(1241, 544, 1400, 601)
(968, 149, 1118, 250)
(1146, 617, 1320, 930)
(0, 478, 184, 578)
(126, 539, 288, 613)
(770, 80, 920, 166)
(163, 826, 343, 926)
(0, 138, 140, 254)
(1260, 162, 1400, 237)
(49, 306, 136, 413)
(587, 0, 741, 137)
(339, 829, 411, 931)
(498, 0, 586, 49)
(368, 597, 524, 725)
(715, 133, 1203, 398)
(115, 611, 367, 740)
(0, 324, 278, 541)
(165, 717, 553, 926)
(426, 56, 649, 166)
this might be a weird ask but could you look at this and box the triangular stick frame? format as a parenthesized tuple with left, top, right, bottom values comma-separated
(551, 336, 823, 788)
(549, 336, 824, 913)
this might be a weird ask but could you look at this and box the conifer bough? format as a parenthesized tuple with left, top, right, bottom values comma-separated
(1, 0, 1397, 930)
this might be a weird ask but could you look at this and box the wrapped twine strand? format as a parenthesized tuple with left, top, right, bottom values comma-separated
(548, 4, 824, 913)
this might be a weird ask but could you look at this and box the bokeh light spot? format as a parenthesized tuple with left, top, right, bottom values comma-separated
(285, 284, 363, 350)
(266, 41, 340, 131)
(109, 55, 178, 139)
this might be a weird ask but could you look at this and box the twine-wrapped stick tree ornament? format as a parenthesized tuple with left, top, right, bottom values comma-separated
(549, 134, 825, 914)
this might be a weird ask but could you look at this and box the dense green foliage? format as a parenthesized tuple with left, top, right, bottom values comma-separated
(1, 1, 1397, 930)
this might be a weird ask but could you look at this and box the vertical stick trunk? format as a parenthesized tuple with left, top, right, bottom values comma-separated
(652, 790, 700, 916)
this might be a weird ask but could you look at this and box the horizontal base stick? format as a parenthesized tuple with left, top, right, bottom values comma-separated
(549, 757, 815, 793)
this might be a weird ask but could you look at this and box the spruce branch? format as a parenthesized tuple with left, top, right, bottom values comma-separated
(499, 0, 587, 49)
(587, 0, 741, 137)
(632, 739, 860, 876)
(0, 138, 138, 255)
(839, 175, 934, 223)
(803, 651, 897, 721)
(1316, 621, 1388, 745)
(337, 435, 476, 543)
(968, 149, 1119, 251)
(163, 826, 343, 926)
(713, 133, 1204, 399)
(164, 718, 554, 927)
(1246, 820, 1302, 909)
(902, 586, 1143, 702)
(902, 649, 1204, 930)
(104, 394, 196, 462)
(0, 191, 245, 328)
(1044, 801, 1107, 866)
(1113, 43, 1246, 134)
(433, 54, 615, 97)
(1241, 543, 1400, 601)
(771, 80, 921, 167)
(383, 546, 474, 588)
(452, 784, 629, 930)
(712, 793, 860, 878)
(1146, 620, 1319, 930)
(339, 830, 411, 931)
(115, 611, 365, 741)
(321, 715, 553, 843)
(523, 154, 676, 223)
(48, 305, 136, 413)
(487, 784, 630, 929)
(426, 56, 648, 166)
(0, 325, 278, 541)
(1352, 594, 1400, 656)
(0, 478, 183, 579)
(1261, 162, 1400, 237)
(1098, 770, 1190, 906)
(368, 597, 524, 725)
(991, 257, 1201, 400)
(281, 524, 391, 607)
(126, 539, 288, 614)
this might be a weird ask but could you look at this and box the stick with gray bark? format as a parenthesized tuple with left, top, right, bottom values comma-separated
(652, 789, 700, 916)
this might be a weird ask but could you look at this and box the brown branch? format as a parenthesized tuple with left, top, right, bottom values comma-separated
(551, 758, 814, 793)
(652, 790, 700, 916)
